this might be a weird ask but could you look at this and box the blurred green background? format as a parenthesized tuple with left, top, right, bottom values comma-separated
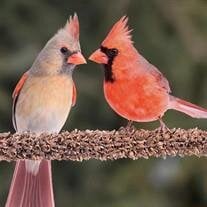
(0, 0, 207, 206)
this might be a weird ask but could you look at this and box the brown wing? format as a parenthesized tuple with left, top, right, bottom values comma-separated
(12, 72, 29, 131)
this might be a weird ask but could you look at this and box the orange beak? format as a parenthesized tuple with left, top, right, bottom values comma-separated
(67, 52, 87, 65)
(89, 49, 108, 64)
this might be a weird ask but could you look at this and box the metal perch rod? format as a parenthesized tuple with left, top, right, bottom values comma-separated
(0, 127, 206, 161)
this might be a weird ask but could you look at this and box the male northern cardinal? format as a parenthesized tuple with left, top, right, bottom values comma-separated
(89, 16, 207, 127)
(6, 14, 86, 207)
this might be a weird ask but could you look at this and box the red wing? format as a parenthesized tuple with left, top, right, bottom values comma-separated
(72, 81, 77, 107)
(12, 72, 29, 99)
(12, 72, 29, 131)
(139, 55, 171, 93)
(149, 64, 171, 93)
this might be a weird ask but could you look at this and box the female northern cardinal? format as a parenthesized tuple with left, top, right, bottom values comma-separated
(6, 14, 86, 207)
(89, 16, 207, 127)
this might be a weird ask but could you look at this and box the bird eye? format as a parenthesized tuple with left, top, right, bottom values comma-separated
(60, 47, 69, 54)
(108, 48, 118, 57)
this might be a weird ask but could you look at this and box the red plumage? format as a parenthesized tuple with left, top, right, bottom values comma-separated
(89, 16, 207, 124)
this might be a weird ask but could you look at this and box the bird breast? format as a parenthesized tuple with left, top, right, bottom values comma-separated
(15, 74, 73, 133)
(104, 74, 169, 122)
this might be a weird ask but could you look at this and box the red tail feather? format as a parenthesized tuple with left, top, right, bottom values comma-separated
(6, 160, 54, 207)
(170, 96, 207, 118)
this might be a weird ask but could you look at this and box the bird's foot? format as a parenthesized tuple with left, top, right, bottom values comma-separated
(157, 118, 171, 133)
(125, 120, 136, 131)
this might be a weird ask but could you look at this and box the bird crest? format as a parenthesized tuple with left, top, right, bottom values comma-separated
(102, 16, 133, 47)
(64, 13, 79, 40)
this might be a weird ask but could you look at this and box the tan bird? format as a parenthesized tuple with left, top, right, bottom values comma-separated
(6, 14, 86, 207)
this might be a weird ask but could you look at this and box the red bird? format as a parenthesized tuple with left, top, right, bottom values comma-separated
(6, 14, 86, 207)
(89, 16, 207, 127)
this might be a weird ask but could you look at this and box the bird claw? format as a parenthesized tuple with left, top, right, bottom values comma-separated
(157, 125, 171, 134)
(125, 120, 135, 131)
(157, 119, 171, 133)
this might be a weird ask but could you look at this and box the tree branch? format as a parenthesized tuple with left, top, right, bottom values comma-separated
(0, 127, 206, 161)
